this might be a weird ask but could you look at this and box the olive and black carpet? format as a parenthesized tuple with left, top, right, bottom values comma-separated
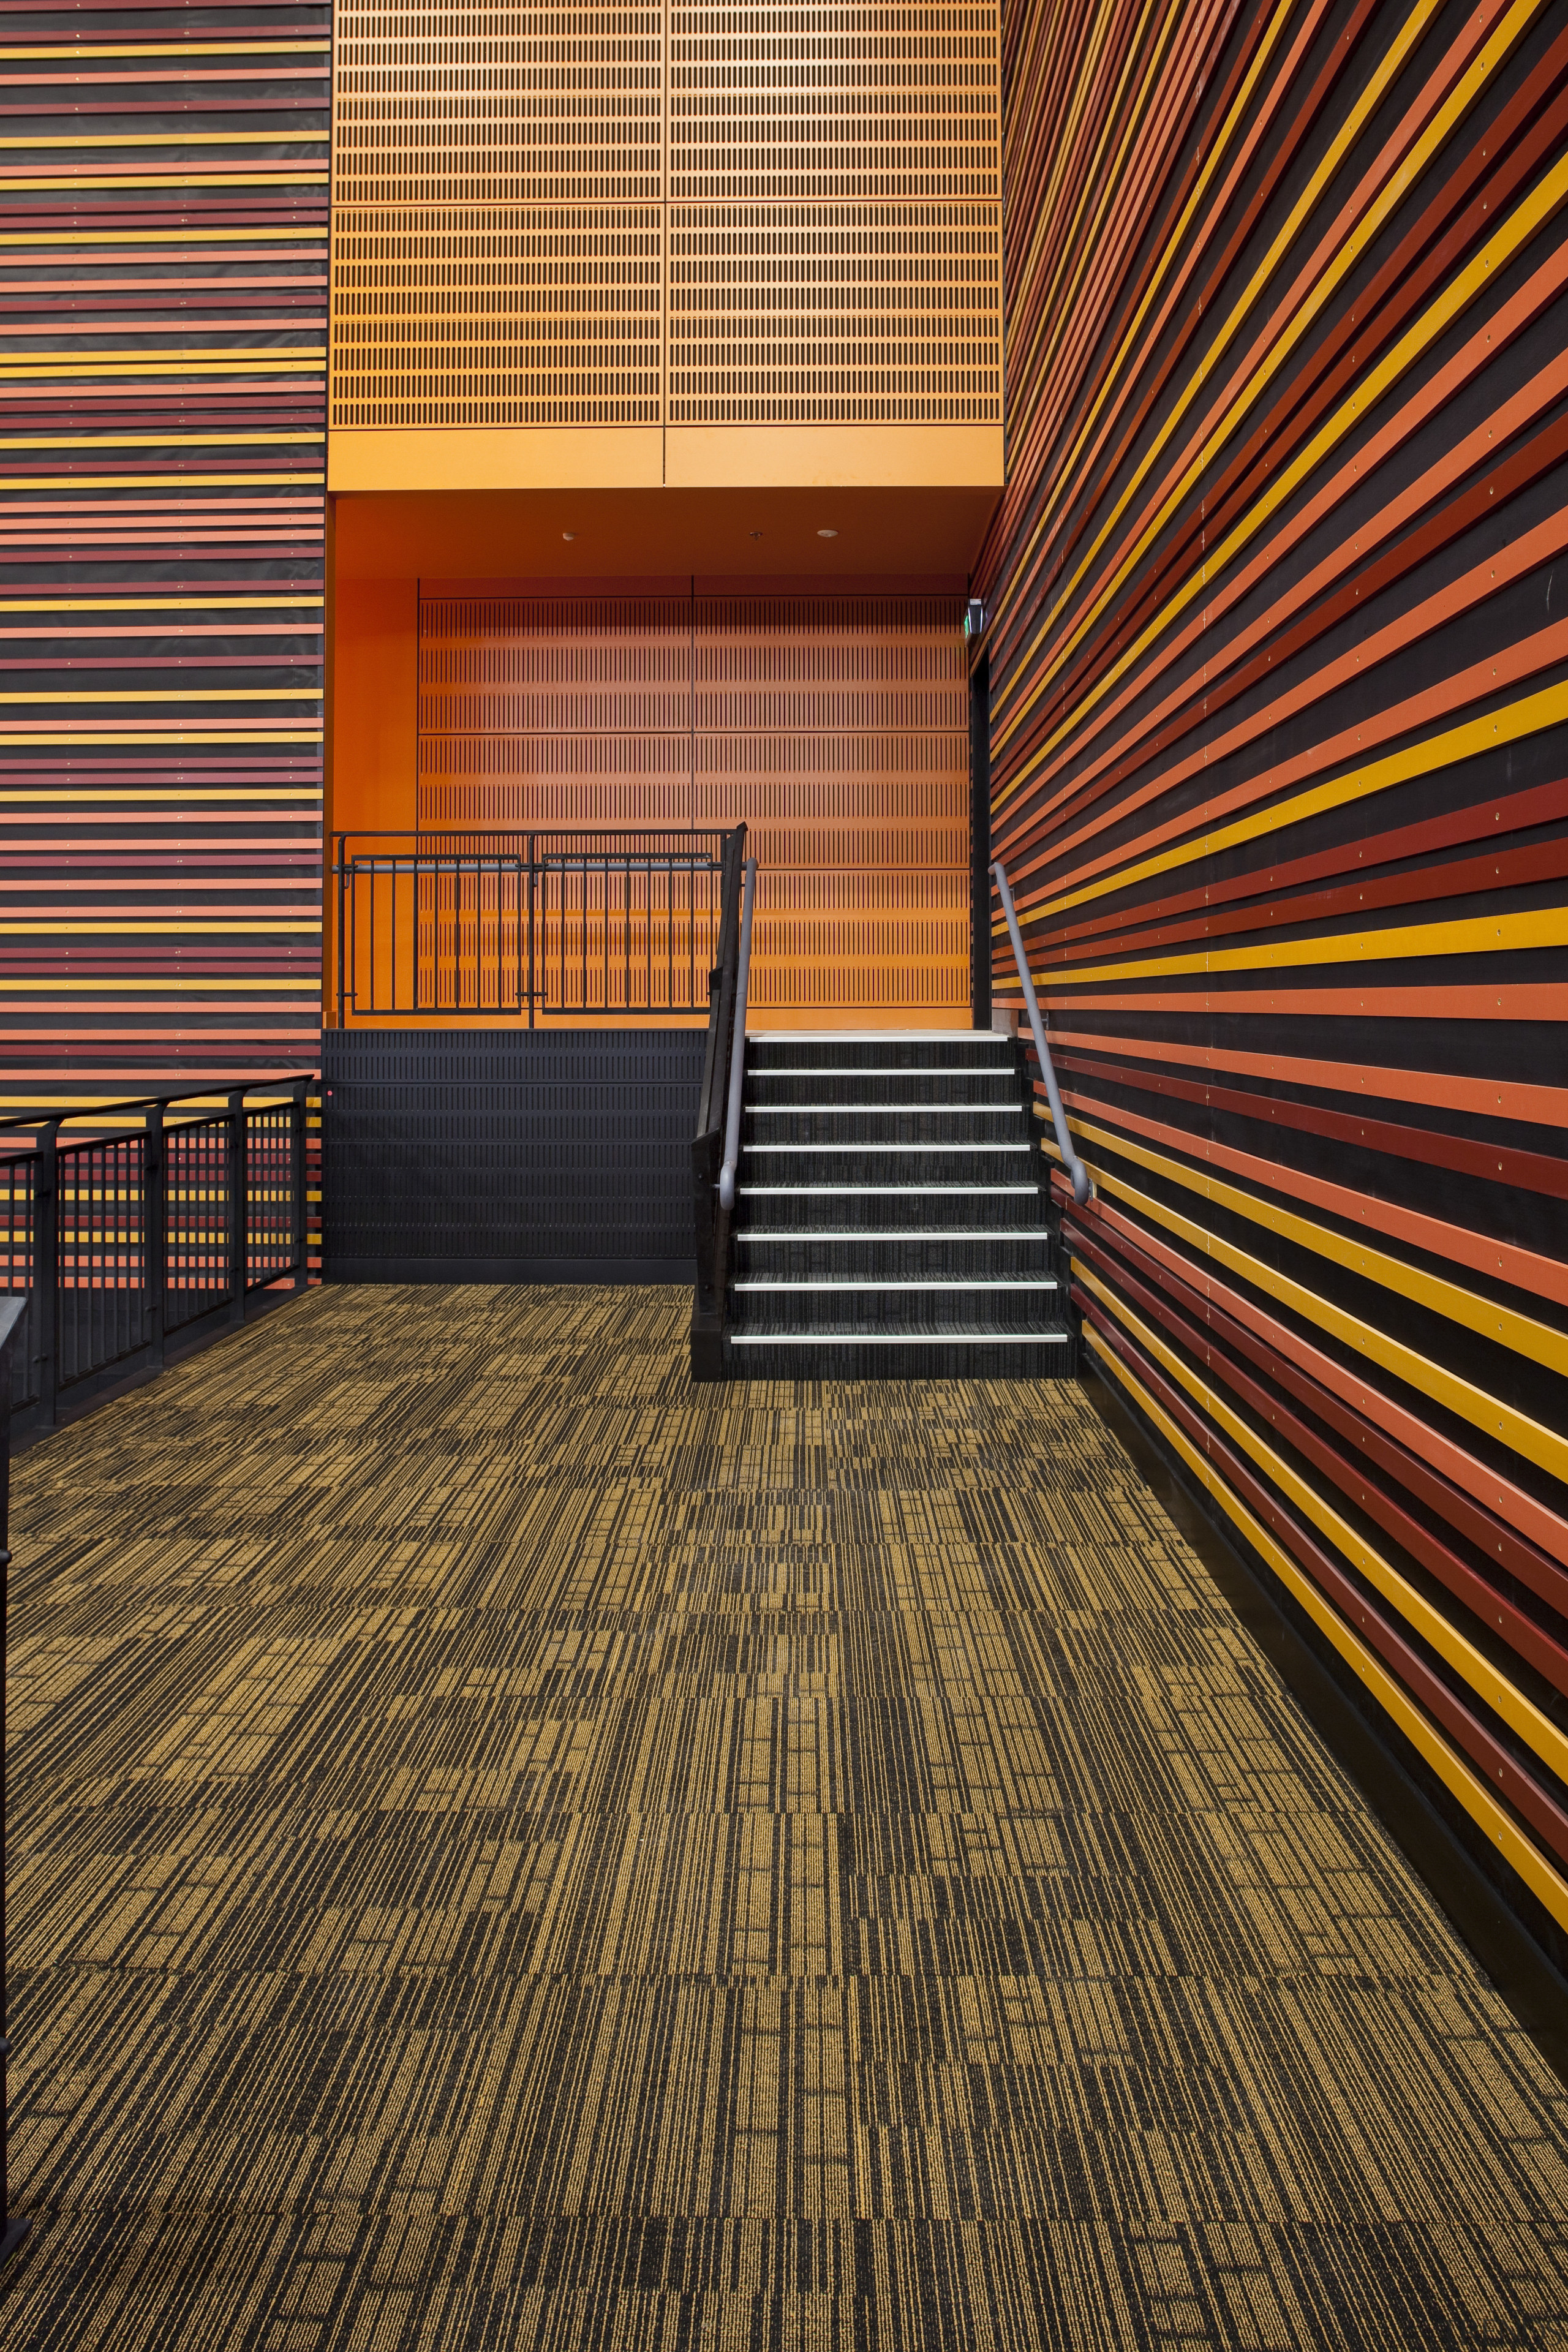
(2, 1285, 1566, 2347)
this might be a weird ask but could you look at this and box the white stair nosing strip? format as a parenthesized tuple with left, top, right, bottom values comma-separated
(730, 1330, 1071, 1346)
(748, 1142, 1030, 1155)
(748, 1028, 1005, 1041)
(746, 1104, 1019, 1115)
(737, 1184, 1039, 1196)
(734, 1278, 1058, 1292)
(736, 1228, 1052, 1242)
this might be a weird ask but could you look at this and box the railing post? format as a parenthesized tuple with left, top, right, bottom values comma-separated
(527, 832, 537, 1029)
(718, 856, 757, 1212)
(0, 1294, 29, 2270)
(290, 1082, 309, 1289)
(335, 836, 347, 1028)
(227, 1090, 247, 1324)
(970, 645, 992, 1029)
(145, 1101, 166, 1373)
(691, 825, 745, 1379)
(33, 1119, 59, 1431)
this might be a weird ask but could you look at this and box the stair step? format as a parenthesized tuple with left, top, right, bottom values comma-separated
(734, 1231, 1057, 1277)
(735, 1277, 1058, 1291)
(744, 1145, 1035, 1190)
(747, 1133, 1030, 1143)
(745, 1102, 1020, 1113)
(744, 1107, 1027, 1144)
(748, 1035, 1014, 1071)
(748, 1070, 1019, 1106)
(733, 1275, 1060, 1332)
(731, 1324, 1069, 1341)
(739, 1185, 1045, 1231)
(738, 1232, 1053, 1251)
(727, 1325, 1076, 1379)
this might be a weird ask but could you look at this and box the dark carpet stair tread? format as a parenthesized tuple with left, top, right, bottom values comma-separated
(721, 1030, 1072, 1379)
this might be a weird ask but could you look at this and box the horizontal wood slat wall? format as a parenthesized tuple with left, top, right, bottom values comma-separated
(974, 0, 1568, 1957)
(417, 590, 970, 1021)
(330, 1, 1001, 431)
(0, 0, 329, 1108)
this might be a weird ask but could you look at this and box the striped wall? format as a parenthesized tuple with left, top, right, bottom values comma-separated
(976, 0, 1568, 1955)
(0, 0, 329, 1110)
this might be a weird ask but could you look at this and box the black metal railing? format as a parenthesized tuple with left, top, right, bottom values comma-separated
(0, 1076, 315, 1440)
(332, 829, 739, 1025)
(690, 827, 748, 1379)
(0, 1298, 24, 2271)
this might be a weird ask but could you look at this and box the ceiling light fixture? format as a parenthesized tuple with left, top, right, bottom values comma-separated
(748, 530, 763, 540)
(562, 530, 576, 541)
(816, 528, 838, 539)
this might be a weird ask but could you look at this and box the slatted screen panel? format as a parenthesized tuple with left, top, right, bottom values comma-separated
(330, 0, 1000, 429)
(331, 2, 663, 208)
(666, 205, 1000, 426)
(1, 0, 328, 1106)
(418, 592, 969, 1018)
(666, 0, 1000, 201)
(420, 597, 694, 829)
(974, 0, 1568, 1958)
(330, 211, 663, 428)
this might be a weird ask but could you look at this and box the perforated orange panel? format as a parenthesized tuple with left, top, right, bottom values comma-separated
(668, 204, 998, 423)
(668, 2, 1000, 201)
(748, 870, 970, 1012)
(331, 2, 662, 209)
(418, 597, 693, 828)
(416, 592, 970, 1019)
(329, 0, 1001, 437)
(331, 211, 662, 427)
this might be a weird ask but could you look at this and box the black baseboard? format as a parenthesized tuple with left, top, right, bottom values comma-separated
(1082, 1354, 1568, 2087)
(322, 1028, 703, 1284)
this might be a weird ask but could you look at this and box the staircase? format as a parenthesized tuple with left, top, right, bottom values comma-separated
(725, 1030, 1077, 1378)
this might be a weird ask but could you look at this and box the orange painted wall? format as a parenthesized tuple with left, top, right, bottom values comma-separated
(325, 570, 417, 1023)
(327, 572, 417, 839)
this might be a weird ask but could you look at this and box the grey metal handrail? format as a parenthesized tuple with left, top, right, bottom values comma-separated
(992, 858, 1092, 1208)
(718, 856, 758, 1212)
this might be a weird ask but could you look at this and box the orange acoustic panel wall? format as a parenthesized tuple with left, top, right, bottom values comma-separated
(415, 589, 970, 1023)
(328, 0, 1001, 481)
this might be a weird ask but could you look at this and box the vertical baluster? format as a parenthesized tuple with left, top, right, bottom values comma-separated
(228, 1091, 247, 1324)
(100, 1141, 113, 1373)
(34, 1119, 59, 1430)
(146, 1101, 166, 1370)
(291, 1082, 309, 1288)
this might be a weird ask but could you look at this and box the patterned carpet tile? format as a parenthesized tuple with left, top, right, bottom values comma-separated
(2, 1285, 1566, 2347)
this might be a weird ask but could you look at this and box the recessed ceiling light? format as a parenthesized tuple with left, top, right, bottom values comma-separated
(816, 527, 838, 539)
(562, 530, 576, 541)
